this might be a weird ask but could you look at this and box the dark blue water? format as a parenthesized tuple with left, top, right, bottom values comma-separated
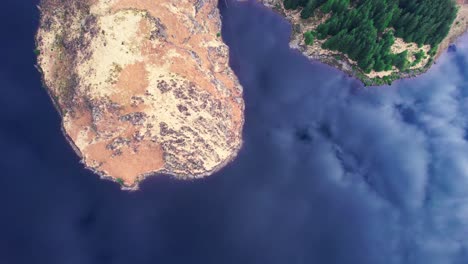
(1, 1, 468, 263)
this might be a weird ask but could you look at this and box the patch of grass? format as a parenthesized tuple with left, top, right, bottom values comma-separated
(303, 31, 316, 46)
(33, 49, 40, 55)
(116, 178, 125, 185)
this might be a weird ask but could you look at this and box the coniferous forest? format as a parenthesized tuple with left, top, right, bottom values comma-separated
(283, 0, 458, 73)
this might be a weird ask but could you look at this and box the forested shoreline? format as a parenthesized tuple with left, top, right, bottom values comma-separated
(283, 0, 458, 74)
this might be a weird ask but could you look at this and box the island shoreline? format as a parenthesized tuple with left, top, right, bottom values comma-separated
(35, 1, 245, 191)
(256, 0, 468, 86)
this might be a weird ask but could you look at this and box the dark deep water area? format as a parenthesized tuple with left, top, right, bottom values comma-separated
(1, 1, 468, 263)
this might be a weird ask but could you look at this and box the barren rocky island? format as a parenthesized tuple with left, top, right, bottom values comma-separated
(36, 0, 244, 188)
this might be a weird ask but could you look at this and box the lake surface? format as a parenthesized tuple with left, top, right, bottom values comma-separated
(1, 1, 468, 263)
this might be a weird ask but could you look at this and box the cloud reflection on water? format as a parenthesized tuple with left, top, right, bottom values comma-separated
(0, 1, 468, 263)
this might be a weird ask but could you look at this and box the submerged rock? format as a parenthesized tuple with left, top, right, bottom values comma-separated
(36, 0, 244, 189)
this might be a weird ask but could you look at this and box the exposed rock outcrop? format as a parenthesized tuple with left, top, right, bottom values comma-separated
(36, 0, 244, 189)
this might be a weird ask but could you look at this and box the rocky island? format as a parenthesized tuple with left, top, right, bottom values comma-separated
(260, 0, 468, 86)
(35, 0, 244, 189)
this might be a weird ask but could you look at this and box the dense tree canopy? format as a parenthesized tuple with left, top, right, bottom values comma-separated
(394, 0, 457, 46)
(284, 0, 458, 73)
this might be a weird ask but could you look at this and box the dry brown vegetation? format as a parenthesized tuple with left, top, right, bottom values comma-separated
(36, 0, 244, 189)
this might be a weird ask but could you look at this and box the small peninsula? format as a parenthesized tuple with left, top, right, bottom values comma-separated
(260, 0, 468, 85)
(35, 0, 244, 189)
